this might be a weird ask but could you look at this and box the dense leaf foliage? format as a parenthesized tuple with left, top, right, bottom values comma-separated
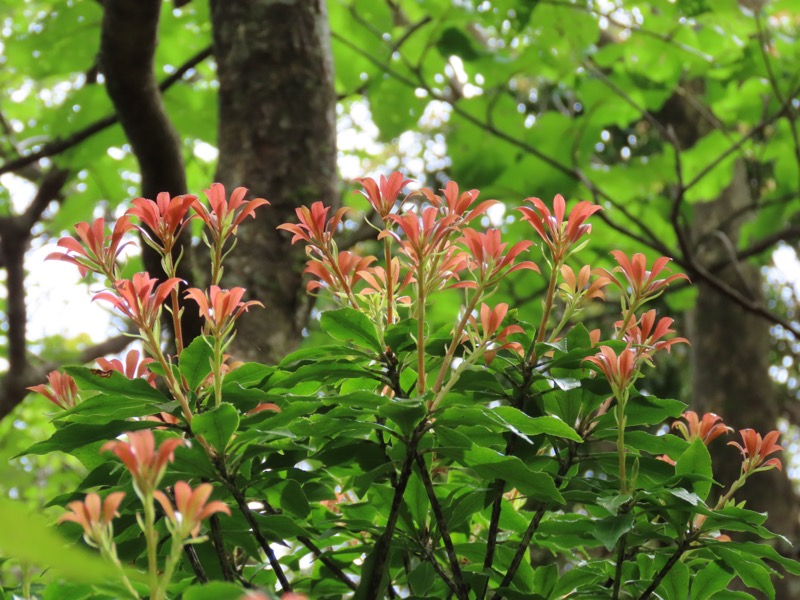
(4, 178, 798, 599)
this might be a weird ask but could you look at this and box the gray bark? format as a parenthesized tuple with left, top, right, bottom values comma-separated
(210, 0, 338, 362)
(690, 161, 799, 597)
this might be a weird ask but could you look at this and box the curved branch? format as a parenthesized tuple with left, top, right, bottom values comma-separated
(100, 0, 186, 197)
(330, 31, 671, 258)
(336, 13, 800, 345)
(100, 0, 203, 345)
(0, 168, 71, 421)
(0, 46, 212, 178)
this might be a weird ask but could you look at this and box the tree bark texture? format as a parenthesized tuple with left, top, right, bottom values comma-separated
(689, 161, 799, 597)
(210, 0, 338, 362)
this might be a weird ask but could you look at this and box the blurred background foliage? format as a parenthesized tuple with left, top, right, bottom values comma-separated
(1, 0, 800, 593)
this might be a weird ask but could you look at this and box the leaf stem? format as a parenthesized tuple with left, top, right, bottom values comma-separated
(212, 334, 224, 407)
(144, 328, 193, 423)
(155, 534, 185, 599)
(414, 452, 470, 599)
(141, 492, 160, 600)
(384, 236, 395, 325)
(489, 442, 578, 599)
(612, 534, 627, 600)
(615, 393, 629, 494)
(362, 431, 421, 596)
(432, 289, 482, 394)
(637, 541, 689, 600)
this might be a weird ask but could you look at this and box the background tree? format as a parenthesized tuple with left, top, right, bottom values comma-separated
(1, 0, 799, 592)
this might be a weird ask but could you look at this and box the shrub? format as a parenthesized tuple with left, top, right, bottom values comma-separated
(9, 175, 798, 599)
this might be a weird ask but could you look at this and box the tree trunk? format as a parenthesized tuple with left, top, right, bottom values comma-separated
(689, 161, 799, 597)
(210, 0, 338, 363)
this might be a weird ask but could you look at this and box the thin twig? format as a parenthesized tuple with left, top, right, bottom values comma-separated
(637, 541, 689, 600)
(217, 469, 292, 593)
(417, 541, 460, 597)
(683, 86, 800, 192)
(489, 442, 578, 600)
(182, 544, 208, 584)
(208, 513, 236, 582)
(612, 534, 627, 599)
(414, 452, 470, 599)
(362, 430, 421, 596)
(755, 12, 800, 194)
(0, 46, 212, 177)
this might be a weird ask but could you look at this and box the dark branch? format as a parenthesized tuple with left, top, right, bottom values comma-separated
(414, 452, 469, 599)
(0, 46, 211, 178)
(0, 168, 71, 421)
(100, 0, 203, 345)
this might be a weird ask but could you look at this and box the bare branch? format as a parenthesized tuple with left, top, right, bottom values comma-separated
(0, 168, 72, 421)
(683, 87, 800, 193)
(330, 31, 672, 257)
(0, 45, 212, 177)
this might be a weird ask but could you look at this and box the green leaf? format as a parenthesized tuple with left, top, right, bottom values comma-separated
(405, 471, 428, 531)
(712, 545, 775, 600)
(532, 563, 558, 597)
(65, 367, 167, 403)
(378, 399, 426, 436)
(691, 561, 735, 600)
(462, 447, 564, 504)
(0, 497, 144, 587)
(179, 336, 215, 391)
(552, 566, 604, 598)
(223, 363, 274, 387)
(272, 360, 372, 389)
(353, 535, 390, 600)
(592, 512, 634, 551)
(436, 27, 483, 61)
(182, 582, 244, 600)
(490, 406, 583, 442)
(409, 561, 436, 596)
(625, 396, 686, 426)
(321, 307, 382, 352)
(675, 438, 714, 501)
(20, 420, 155, 457)
(279, 479, 311, 519)
(190, 403, 240, 453)
(720, 541, 800, 576)
(55, 395, 170, 423)
(658, 559, 689, 600)
(254, 514, 310, 540)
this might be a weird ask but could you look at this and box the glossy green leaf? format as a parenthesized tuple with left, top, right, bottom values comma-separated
(279, 479, 311, 519)
(55, 395, 170, 423)
(321, 307, 382, 352)
(462, 447, 563, 504)
(408, 561, 436, 596)
(490, 406, 583, 442)
(658, 559, 690, 600)
(190, 402, 240, 453)
(690, 561, 735, 600)
(675, 438, 714, 501)
(592, 512, 634, 551)
(378, 399, 426, 435)
(711, 545, 775, 600)
(179, 335, 215, 391)
(64, 367, 167, 403)
(20, 420, 155, 457)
